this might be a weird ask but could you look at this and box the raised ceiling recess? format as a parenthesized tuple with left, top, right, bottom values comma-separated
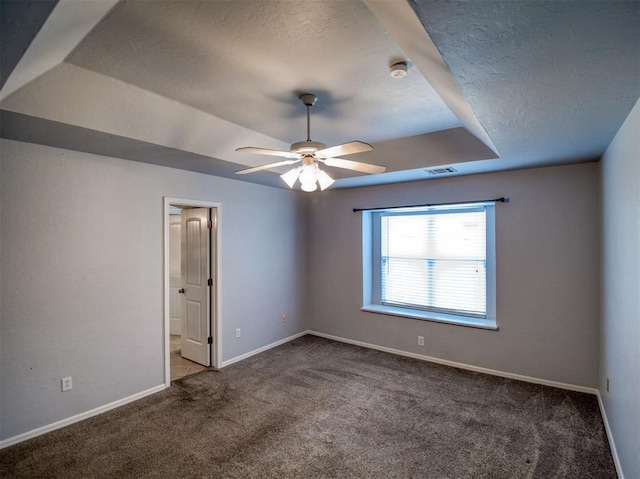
(1, 1, 638, 190)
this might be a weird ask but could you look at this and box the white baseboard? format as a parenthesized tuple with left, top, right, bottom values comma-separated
(2, 330, 613, 465)
(0, 332, 307, 449)
(220, 330, 308, 368)
(307, 330, 598, 395)
(311, 331, 626, 475)
(0, 384, 167, 450)
(596, 390, 624, 479)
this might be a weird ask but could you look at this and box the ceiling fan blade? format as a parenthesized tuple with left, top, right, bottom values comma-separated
(235, 147, 298, 158)
(317, 141, 373, 158)
(323, 157, 386, 174)
(235, 159, 300, 175)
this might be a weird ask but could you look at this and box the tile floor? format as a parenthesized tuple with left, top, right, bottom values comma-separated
(170, 335, 207, 381)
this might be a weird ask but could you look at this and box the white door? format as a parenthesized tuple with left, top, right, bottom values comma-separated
(169, 214, 182, 335)
(180, 208, 211, 366)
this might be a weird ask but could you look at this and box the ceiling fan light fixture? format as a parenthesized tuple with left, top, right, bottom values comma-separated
(280, 166, 302, 188)
(299, 164, 318, 192)
(317, 168, 335, 191)
(281, 163, 333, 192)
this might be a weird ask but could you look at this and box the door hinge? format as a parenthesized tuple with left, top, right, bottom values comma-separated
(207, 278, 213, 286)
(208, 336, 213, 344)
(207, 220, 213, 229)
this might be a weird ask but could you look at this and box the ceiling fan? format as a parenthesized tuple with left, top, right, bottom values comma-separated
(235, 93, 386, 192)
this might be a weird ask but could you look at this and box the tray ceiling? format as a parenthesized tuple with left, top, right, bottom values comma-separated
(1, 0, 638, 190)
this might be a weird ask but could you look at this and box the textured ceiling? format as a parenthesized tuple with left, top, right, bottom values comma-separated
(1, 0, 639, 190)
(411, 0, 640, 166)
(66, 0, 461, 146)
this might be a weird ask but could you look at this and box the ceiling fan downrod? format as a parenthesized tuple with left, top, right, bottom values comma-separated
(299, 93, 317, 142)
(290, 93, 325, 154)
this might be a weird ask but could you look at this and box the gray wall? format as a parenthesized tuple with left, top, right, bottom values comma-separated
(600, 99, 639, 478)
(307, 163, 601, 387)
(4, 124, 634, 453)
(0, 139, 307, 440)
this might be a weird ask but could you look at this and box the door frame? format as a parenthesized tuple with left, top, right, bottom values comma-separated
(163, 197, 222, 386)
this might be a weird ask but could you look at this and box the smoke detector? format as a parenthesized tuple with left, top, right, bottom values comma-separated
(390, 61, 408, 78)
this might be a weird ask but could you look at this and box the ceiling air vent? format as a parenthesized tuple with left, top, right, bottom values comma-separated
(426, 167, 457, 175)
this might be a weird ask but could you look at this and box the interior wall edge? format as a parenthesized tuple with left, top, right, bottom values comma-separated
(596, 391, 626, 479)
(598, 96, 640, 479)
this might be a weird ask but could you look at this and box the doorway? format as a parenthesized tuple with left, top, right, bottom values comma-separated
(163, 198, 221, 386)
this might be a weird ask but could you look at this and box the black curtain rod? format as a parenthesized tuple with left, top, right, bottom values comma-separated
(352, 197, 507, 213)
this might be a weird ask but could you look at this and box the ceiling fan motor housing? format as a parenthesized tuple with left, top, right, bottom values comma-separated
(290, 140, 327, 154)
(299, 93, 318, 106)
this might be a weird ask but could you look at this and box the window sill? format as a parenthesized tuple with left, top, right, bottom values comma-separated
(361, 304, 498, 330)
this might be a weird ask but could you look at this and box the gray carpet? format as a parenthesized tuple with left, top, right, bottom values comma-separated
(1, 335, 616, 478)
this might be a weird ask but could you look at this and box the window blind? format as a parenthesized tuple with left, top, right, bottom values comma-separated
(380, 208, 487, 318)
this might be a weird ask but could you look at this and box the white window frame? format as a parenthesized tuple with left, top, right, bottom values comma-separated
(362, 203, 497, 330)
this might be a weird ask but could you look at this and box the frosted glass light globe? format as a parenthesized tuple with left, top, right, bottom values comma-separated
(299, 165, 318, 192)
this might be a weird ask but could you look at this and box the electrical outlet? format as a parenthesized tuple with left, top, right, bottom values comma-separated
(281, 314, 286, 323)
(418, 336, 424, 346)
(606, 377, 610, 392)
(61, 377, 72, 392)
(235, 328, 241, 339)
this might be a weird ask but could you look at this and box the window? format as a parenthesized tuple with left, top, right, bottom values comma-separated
(362, 203, 496, 329)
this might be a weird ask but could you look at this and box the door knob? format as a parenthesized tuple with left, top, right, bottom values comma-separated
(178, 288, 185, 294)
